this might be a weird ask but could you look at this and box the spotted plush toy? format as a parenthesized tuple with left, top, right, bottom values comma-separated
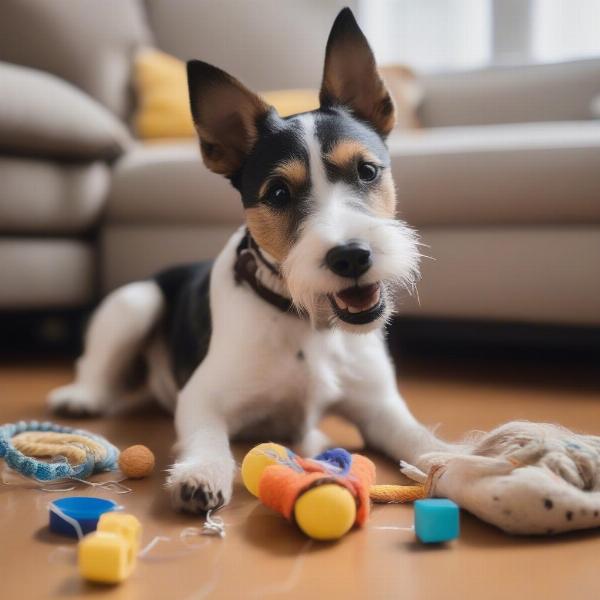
(409, 421, 600, 535)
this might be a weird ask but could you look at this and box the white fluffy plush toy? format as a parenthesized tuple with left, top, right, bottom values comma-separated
(404, 421, 600, 535)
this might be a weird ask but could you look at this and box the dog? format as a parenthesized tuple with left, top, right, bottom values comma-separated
(48, 8, 449, 514)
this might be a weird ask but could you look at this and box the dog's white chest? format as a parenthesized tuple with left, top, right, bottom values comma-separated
(226, 315, 349, 441)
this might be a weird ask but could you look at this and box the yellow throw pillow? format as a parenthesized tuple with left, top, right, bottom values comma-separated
(133, 48, 319, 139)
(260, 88, 319, 118)
(133, 49, 195, 139)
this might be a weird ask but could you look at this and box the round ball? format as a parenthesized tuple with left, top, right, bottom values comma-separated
(118, 445, 155, 479)
(294, 484, 356, 541)
(241, 442, 288, 497)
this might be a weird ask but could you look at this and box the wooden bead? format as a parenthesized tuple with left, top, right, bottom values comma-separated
(118, 445, 155, 479)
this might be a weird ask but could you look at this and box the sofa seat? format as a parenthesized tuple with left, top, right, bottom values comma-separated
(390, 121, 600, 227)
(0, 157, 109, 234)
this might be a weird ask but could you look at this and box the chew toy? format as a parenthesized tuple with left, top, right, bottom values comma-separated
(0, 421, 119, 481)
(118, 445, 155, 479)
(242, 443, 374, 540)
(242, 442, 427, 541)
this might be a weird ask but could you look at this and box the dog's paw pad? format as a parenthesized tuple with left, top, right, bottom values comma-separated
(167, 464, 233, 514)
(171, 477, 225, 514)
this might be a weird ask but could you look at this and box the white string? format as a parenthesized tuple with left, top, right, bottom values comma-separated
(372, 525, 415, 531)
(201, 509, 226, 538)
(138, 509, 225, 562)
(40, 477, 132, 494)
(48, 502, 84, 540)
(1, 468, 132, 495)
(180, 527, 211, 549)
(137, 536, 172, 558)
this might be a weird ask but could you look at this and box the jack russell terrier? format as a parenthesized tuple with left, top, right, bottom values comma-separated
(48, 8, 451, 513)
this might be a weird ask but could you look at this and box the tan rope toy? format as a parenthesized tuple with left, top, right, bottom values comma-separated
(12, 431, 108, 466)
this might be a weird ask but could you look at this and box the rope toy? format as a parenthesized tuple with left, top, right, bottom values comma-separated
(0, 421, 119, 481)
(241, 442, 426, 541)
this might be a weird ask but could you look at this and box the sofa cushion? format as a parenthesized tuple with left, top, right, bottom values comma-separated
(391, 122, 600, 226)
(0, 0, 151, 120)
(0, 158, 109, 235)
(107, 142, 243, 225)
(0, 239, 94, 309)
(0, 63, 131, 161)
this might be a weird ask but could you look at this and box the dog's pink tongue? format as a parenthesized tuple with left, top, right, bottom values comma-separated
(336, 284, 379, 310)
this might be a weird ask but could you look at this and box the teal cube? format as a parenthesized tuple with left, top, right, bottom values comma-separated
(414, 499, 460, 543)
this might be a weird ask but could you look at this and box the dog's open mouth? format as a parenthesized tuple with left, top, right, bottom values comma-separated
(329, 283, 385, 324)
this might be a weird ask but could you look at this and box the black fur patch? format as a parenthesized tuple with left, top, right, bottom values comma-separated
(238, 112, 308, 207)
(154, 262, 213, 388)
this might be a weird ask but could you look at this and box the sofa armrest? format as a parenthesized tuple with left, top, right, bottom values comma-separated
(0, 61, 131, 160)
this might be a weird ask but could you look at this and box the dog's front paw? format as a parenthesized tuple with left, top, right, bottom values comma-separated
(47, 383, 112, 417)
(167, 461, 233, 514)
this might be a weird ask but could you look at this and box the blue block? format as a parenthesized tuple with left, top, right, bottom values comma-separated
(414, 499, 460, 543)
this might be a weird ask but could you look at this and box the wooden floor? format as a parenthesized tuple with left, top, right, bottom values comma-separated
(1, 353, 599, 600)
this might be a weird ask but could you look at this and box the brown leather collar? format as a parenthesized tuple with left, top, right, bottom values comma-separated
(234, 230, 305, 318)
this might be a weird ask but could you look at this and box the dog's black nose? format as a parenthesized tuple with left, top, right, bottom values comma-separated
(326, 241, 372, 278)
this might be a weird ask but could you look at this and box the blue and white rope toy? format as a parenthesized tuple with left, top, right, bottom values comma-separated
(0, 420, 119, 481)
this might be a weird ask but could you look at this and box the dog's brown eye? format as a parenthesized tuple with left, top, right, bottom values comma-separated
(266, 182, 290, 207)
(357, 162, 379, 182)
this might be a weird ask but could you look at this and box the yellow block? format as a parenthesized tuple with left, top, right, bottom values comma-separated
(78, 531, 135, 584)
(98, 512, 142, 554)
(294, 484, 356, 541)
(78, 513, 142, 584)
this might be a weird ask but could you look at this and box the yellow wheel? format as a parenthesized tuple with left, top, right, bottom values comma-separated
(241, 442, 289, 497)
(294, 484, 356, 541)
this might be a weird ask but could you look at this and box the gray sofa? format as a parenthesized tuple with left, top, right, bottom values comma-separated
(1, 0, 599, 327)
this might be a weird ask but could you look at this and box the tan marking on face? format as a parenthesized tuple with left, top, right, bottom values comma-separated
(258, 159, 308, 197)
(326, 140, 396, 218)
(326, 140, 379, 170)
(245, 206, 291, 262)
(370, 169, 397, 218)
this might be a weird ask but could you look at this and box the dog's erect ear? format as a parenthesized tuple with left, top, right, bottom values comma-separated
(187, 60, 271, 177)
(320, 8, 395, 137)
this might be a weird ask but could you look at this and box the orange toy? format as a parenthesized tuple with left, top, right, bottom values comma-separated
(242, 443, 375, 540)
